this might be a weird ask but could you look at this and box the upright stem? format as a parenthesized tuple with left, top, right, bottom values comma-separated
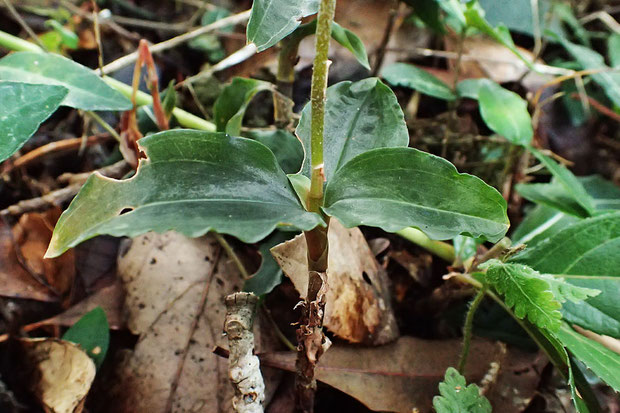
(457, 287, 486, 373)
(296, 0, 335, 412)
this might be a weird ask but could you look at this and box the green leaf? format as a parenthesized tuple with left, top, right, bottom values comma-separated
(481, 259, 562, 331)
(463, 3, 533, 68)
(581, 175, 620, 211)
(323, 147, 509, 242)
(331, 22, 370, 70)
(381, 62, 456, 100)
(453, 235, 481, 263)
(247, 0, 319, 51)
(403, 0, 445, 33)
(556, 36, 620, 108)
(432, 367, 491, 413)
(243, 231, 293, 295)
(556, 324, 620, 393)
(478, 0, 565, 40)
(0, 52, 132, 111)
(511, 204, 579, 247)
(44, 19, 79, 49)
(0, 81, 68, 162)
(478, 80, 533, 146)
(542, 275, 600, 304)
(46, 130, 323, 258)
(437, 0, 466, 29)
(514, 212, 620, 338)
(213, 77, 273, 135)
(296, 78, 408, 180)
(516, 178, 592, 218)
(455, 78, 487, 99)
(610, 33, 620, 69)
(246, 129, 304, 175)
(62, 307, 109, 368)
(520, 149, 596, 217)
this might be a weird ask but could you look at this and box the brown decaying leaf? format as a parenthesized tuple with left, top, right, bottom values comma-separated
(261, 337, 544, 413)
(271, 220, 399, 345)
(109, 232, 280, 413)
(0, 209, 74, 302)
(20, 338, 96, 413)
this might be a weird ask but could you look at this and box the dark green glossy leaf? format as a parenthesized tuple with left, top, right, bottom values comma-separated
(247, 0, 319, 51)
(556, 324, 620, 393)
(514, 212, 620, 338)
(403, 0, 445, 33)
(243, 231, 294, 296)
(478, 0, 564, 39)
(246, 129, 304, 175)
(481, 259, 562, 331)
(47, 130, 323, 257)
(213, 77, 273, 135)
(556, 36, 620, 108)
(433, 367, 491, 413)
(511, 204, 579, 247)
(478, 80, 533, 146)
(297, 78, 408, 180)
(323, 147, 509, 242)
(382, 63, 456, 100)
(62, 307, 109, 368)
(0, 52, 132, 111)
(0, 81, 67, 162)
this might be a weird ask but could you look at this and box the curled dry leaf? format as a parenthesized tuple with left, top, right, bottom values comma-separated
(271, 219, 399, 345)
(20, 338, 96, 413)
(261, 337, 544, 412)
(110, 232, 280, 413)
(0, 209, 74, 302)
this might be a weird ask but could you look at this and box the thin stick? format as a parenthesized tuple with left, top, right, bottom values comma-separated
(214, 233, 251, 281)
(98, 9, 251, 75)
(86, 111, 122, 142)
(1, 0, 47, 51)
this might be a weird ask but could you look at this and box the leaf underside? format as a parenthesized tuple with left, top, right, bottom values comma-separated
(47, 130, 323, 257)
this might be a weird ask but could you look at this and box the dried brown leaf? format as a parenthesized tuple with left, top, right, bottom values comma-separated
(271, 220, 399, 345)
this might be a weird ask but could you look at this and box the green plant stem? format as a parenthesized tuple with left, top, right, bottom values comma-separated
(214, 233, 250, 280)
(396, 228, 455, 262)
(296, 0, 336, 412)
(277, 23, 314, 98)
(0, 29, 215, 132)
(457, 286, 486, 374)
(85, 111, 121, 142)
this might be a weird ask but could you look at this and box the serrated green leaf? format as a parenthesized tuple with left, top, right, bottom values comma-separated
(247, 0, 319, 51)
(478, 80, 533, 146)
(555, 36, 620, 108)
(482, 259, 562, 330)
(62, 307, 109, 368)
(433, 367, 491, 413)
(0, 81, 68, 162)
(382, 63, 456, 100)
(243, 231, 293, 295)
(541, 274, 600, 303)
(331, 23, 370, 70)
(296, 78, 408, 180)
(556, 324, 620, 393)
(246, 129, 304, 175)
(323, 147, 509, 242)
(46, 130, 323, 257)
(213, 77, 273, 135)
(514, 212, 620, 338)
(0, 52, 132, 111)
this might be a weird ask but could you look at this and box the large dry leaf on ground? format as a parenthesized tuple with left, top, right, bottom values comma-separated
(271, 220, 398, 344)
(0, 219, 56, 302)
(20, 338, 96, 413)
(110, 232, 280, 413)
(261, 337, 543, 412)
